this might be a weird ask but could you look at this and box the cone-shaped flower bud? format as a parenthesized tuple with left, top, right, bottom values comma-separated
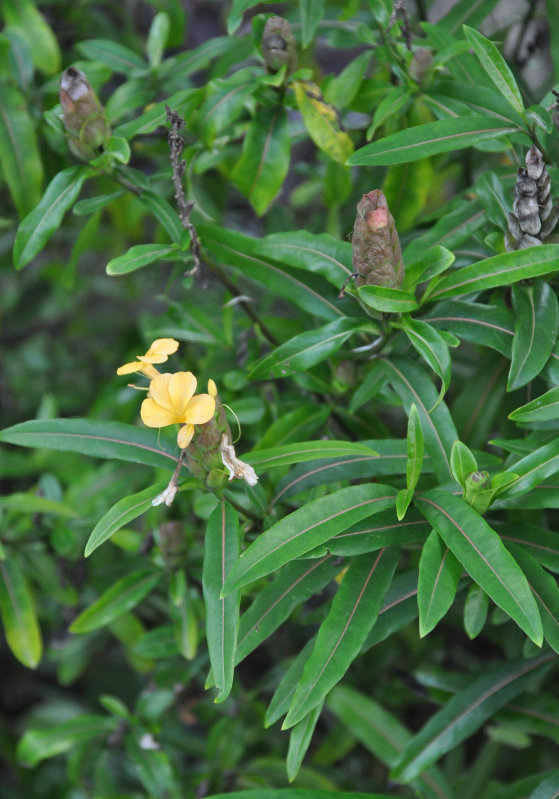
(59, 66, 110, 161)
(185, 382, 258, 488)
(262, 16, 297, 75)
(506, 146, 559, 250)
(409, 47, 433, 85)
(352, 190, 404, 288)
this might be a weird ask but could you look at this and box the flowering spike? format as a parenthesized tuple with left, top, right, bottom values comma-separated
(262, 16, 297, 75)
(506, 146, 559, 250)
(352, 190, 404, 288)
(59, 67, 110, 161)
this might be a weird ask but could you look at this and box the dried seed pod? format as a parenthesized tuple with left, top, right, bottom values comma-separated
(262, 16, 297, 75)
(59, 66, 110, 161)
(352, 190, 404, 288)
(506, 146, 559, 250)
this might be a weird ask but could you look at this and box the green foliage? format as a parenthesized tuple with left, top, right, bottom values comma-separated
(3, 2, 559, 798)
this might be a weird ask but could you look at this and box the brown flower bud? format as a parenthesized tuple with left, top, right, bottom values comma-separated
(352, 190, 404, 288)
(409, 47, 433, 85)
(59, 66, 110, 161)
(506, 146, 559, 250)
(262, 16, 297, 75)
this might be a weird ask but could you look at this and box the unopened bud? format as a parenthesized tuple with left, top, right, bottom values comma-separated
(262, 16, 297, 75)
(352, 190, 404, 288)
(464, 471, 492, 515)
(409, 47, 433, 85)
(60, 66, 110, 161)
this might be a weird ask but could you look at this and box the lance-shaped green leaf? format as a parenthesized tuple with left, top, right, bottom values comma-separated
(358, 285, 418, 314)
(77, 38, 147, 73)
(399, 317, 455, 406)
(146, 11, 170, 67)
(327, 685, 455, 799)
(85, 481, 170, 557)
(254, 404, 330, 450)
(249, 318, 366, 380)
(272, 439, 426, 506)
(252, 230, 352, 288)
(526, 771, 559, 799)
(287, 701, 323, 782)
(450, 440, 477, 487)
(0, 558, 42, 668)
(294, 80, 353, 164)
(2, 0, 61, 74)
(415, 490, 543, 644)
(510, 386, 559, 423)
(245, 440, 377, 471)
(227, 0, 275, 33)
(391, 655, 552, 783)
(236, 555, 338, 663)
(476, 170, 510, 227)
(396, 404, 424, 520)
(197, 69, 256, 144)
(363, 570, 420, 650)
(0, 80, 43, 217)
(70, 570, 160, 634)
(348, 117, 518, 166)
(380, 358, 457, 482)
(231, 105, 290, 216)
(13, 166, 92, 269)
(422, 246, 559, 304)
(506, 543, 559, 656)
(198, 223, 344, 320)
(139, 190, 185, 242)
(0, 418, 181, 471)
(325, 510, 430, 557)
(418, 530, 462, 636)
(106, 243, 179, 275)
(115, 88, 202, 139)
(300, 0, 325, 48)
(283, 546, 399, 728)
(424, 300, 513, 357)
(265, 639, 316, 728)
(404, 199, 484, 263)
(463, 583, 489, 639)
(508, 282, 559, 390)
(500, 439, 559, 498)
(17, 714, 120, 767)
(0, 493, 76, 516)
(222, 484, 397, 594)
(403, 246, 455, 290)
(203, 501, 241, 702)
(463, 26, 524, 116)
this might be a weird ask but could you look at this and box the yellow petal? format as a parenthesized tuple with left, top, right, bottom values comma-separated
(147, 338, 179, 357)
(168, 372, 197, 417)
(185, 394, 216, 424)
(140, 397, 178, 428)
(177, 423, 194, 449)
(208, 379, 217, 398)
(138, 353, 169, 364)
(147, 373, 176, 413)
(117, 360, 142, 375)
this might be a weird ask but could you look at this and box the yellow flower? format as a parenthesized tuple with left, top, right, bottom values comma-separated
(117, 338, 179, 378)
(141, 372, 216, 449)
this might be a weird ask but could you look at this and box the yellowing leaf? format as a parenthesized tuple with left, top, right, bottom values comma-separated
(293, 80, 353, 164)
